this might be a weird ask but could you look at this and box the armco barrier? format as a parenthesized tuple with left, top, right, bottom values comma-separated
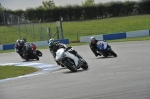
(3, 44, 15, 50)
(80, 29, 150, 42)
(126, 30, 149, 38)
(55, 39, 69, 44)
(80, 35, 103, 42)
(103, 33, 126, 40)
(1, 39, 69, 50)
(31, 41, 48, 47)
(0, 45, 3, 50)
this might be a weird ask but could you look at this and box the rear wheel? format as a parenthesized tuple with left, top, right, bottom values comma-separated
(63, 58, 77, 72)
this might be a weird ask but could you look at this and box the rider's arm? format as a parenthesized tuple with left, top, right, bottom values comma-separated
(89, 43, 99, 56)
(89, 43, 94, 49)
(49, 46, 53, 52)
(103, 42, 108, 49)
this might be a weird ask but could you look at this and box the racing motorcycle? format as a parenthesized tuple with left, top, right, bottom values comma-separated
(22, 44, 39, 61)
(97, 41, 117, 57)
(55, 47, 88, 72)
(29, 43, 42, 57)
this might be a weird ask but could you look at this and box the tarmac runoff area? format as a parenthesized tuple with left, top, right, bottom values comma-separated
(0, 41, 150, 99)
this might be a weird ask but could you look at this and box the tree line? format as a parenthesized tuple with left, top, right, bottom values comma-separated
(1, 0, 150, 22)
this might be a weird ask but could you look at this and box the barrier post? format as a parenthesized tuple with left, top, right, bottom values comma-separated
(60, 17, 64, 39)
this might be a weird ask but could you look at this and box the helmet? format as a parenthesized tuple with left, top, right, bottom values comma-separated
(20, 39, 25, 46)
(48, 38, 55, 47)
(16, 39, 20, 44)
(20, 40, 25, 43)
(90, 36, 96, 41)
(49, 38, 54, 43)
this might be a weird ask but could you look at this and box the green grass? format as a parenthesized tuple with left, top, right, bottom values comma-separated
(0, 15, 150, 44)
(0, 26, 40, 44)
(63, 15, 150, 40)
(0, 66, 38, 80)
(0, 49, 14, 53)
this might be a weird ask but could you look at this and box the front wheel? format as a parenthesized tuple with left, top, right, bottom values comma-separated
(36, 50, 42, 57)
(81, 63, 89, 70)
(33, 53, 39, 60)
(63, 58, 77, 72)
(81, 61, 89, 70)
(109, 50, 117, 57)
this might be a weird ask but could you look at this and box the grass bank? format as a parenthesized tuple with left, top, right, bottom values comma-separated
(0, 66, 38, 80)
(0, 15, 150, 44)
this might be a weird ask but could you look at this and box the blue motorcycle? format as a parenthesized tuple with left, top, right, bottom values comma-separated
(97, 45, 117, 57)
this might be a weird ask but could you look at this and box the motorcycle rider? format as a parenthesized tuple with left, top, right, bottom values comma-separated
(90, 36, 110, 57)
(48, 38, 81, 65)
(97, 40, 108, 50)
(14, 39, 25, 58)
(48, 38, 66, 58)
(48, 38, 66, 65)
(89, 37, 102, 57)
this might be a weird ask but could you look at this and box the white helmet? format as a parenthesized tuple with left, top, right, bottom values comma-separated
(90, 36, 96, 41)
(49, 38, 54, 43)
(48, 38, 55, 46)
(16, 39, 20, 43)
(20, 40, 25, 44)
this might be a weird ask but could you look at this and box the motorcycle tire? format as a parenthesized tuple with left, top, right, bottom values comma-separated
(36, 56, 39, 60)
(63, 58, 77, 72)
(33, 53, 39, 60)
(60, 64, 65, 67)
(36, 50, 42, 57)
(25, 56, 29, 61)
(81, 61, 88, 70)
(109, 50, 117, 57)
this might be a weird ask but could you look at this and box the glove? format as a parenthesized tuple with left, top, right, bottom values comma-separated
(65, 46, 72, 52)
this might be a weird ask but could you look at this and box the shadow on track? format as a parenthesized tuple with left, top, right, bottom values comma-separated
(63, 68, 89, 74)
(97, 56, 117, 59)
(22, 59, 39, 62)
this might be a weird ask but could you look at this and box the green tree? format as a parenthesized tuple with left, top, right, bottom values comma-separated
(0, 3, 4, 11)
(139, 0, 150, 14)
(42, 0, 55, 9)
(14, 9, 25, 17)
(82, 0, 95, 6)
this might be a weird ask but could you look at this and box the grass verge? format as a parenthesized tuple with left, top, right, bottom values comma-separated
(0, 15, 150, 44)
(0, 66, 38, 80)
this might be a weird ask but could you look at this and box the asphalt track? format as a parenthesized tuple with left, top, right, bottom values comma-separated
(0, 41, 150, 99)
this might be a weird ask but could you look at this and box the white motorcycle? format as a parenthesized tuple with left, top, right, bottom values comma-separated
(55, 47, 88, 72)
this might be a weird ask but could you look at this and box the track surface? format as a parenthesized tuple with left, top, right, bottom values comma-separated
(0, 41, 150, 99)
